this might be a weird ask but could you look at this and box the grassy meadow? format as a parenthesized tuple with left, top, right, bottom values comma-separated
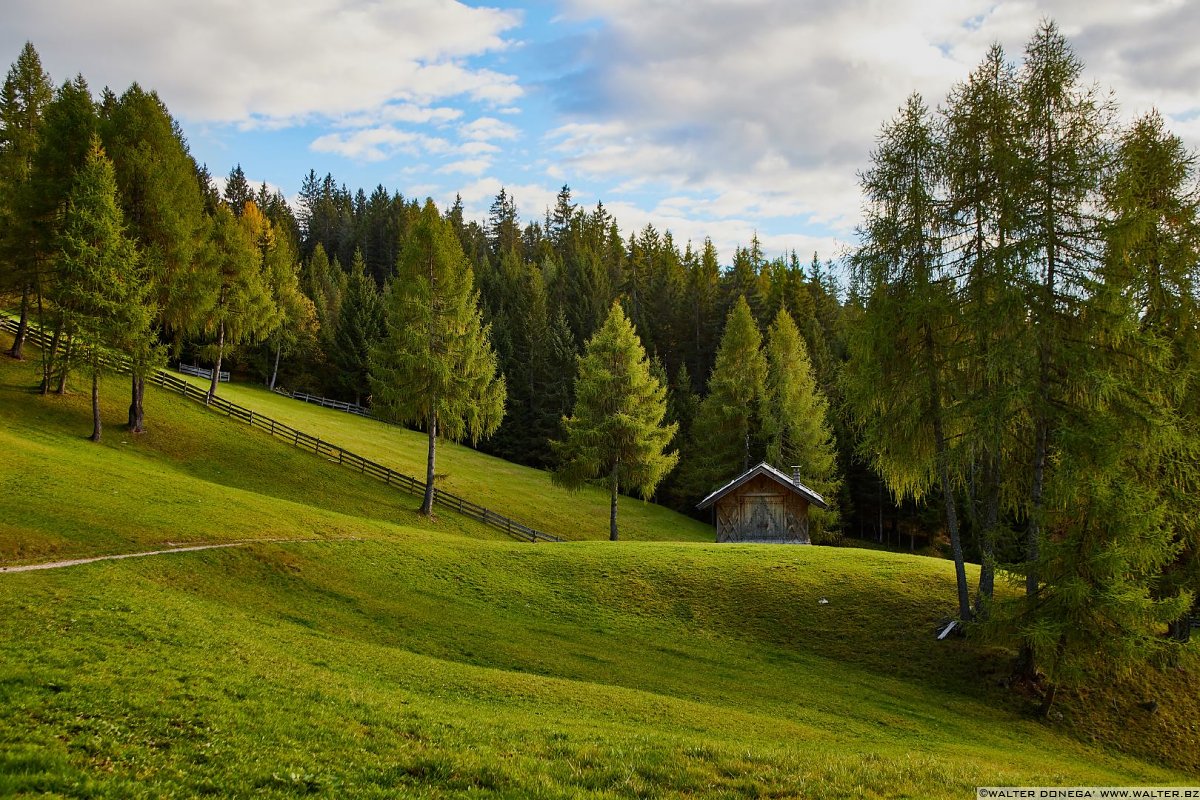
(169, 368, 712, 543)
(1, 336, 1197, 798)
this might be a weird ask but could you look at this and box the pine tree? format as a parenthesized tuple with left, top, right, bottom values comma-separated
(370, 199, 506, 516)
(765, 309, 842, 540)
(332, 249, 384, 404)
(0, 42, 53, 360)
(553, 301, 678, 540)
(679, 296, 769, 499)
(53, 138, 152, 441)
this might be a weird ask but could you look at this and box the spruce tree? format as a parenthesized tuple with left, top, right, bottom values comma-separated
(679, 296, 769, 499)
(765, 309, 842, 540)
(26, 75, 98, 394)
(332, 249, 384, 404)
(370, 199, 506, 516)
(53, 138, 152, 441)
(553, 301, 678, 540)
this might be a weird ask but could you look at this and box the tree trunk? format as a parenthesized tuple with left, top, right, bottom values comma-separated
(926, 324, 972, 622)
(128, 375, 145, 433)
(270, 341, 281, 390)
(207, 319, 224, 405)
(974, 457, 1000, 619)
(90, 369, 102, 442)
(7, 283, 29, 359)
(1168, 614, 1192, 643)
(609, 460, 619, 541)
(1016, 419, 1049, 680)
(421, 411, 437, 516)
(1038, 634, 1068, 718)
(41, 315, 63, 395)
(56, 335, 73, 394)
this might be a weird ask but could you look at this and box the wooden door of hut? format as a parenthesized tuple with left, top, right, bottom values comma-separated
(743, 494, 785, 539)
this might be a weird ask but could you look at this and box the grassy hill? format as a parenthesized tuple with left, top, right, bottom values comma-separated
(1, 338, 1197, 798)
(169, 369, 712, 543)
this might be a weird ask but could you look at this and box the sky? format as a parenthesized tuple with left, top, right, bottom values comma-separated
(4, 0, 1198, 265)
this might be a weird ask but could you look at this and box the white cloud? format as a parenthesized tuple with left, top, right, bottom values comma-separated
(437, 158, 493, 176)
(3, 0, 522, 125)
(334, 103, 463, 129)
(310, 127, 451, 162)
(459, 141, 501, 156)
(459, 116, 521, 142)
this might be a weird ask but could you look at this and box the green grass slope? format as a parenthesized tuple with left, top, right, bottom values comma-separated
(175, 371, 712, 542)
(1, 340, 1197, 797)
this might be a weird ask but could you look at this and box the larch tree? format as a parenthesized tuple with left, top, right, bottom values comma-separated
(370, 199, 506, 516)
(552, 300, 678, 541)
(844, 93, 974, 621)
(53, 138, 153, 441)
(101, 83, 213, 431)
(940, 43, 1030, 616)
(1103, 110, 1200, 644)
(201, 203, 277, 403)
(1006, 20, 1116, 683)
(765, 308, 842, 540)
(0, 42, 53, 360)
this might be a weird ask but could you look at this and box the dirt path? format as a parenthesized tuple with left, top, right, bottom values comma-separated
(0, 538, 326, 574)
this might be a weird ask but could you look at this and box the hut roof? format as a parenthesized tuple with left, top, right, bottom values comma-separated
(696, 462, 828, 511)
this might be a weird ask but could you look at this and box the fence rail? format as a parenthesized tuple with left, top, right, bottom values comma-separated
(1, 315, 562, 543)
(274, 389, 370, 417)
(178, 363, 229, 382)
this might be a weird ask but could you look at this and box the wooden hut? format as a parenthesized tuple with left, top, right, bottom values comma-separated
(697, 462, 827, 544)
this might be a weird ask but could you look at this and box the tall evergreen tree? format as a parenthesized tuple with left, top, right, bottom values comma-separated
(332, 249, 384, 404)
(1007, 21, 1114, 678)
(844, 93, 974, 620)
(101, 83, 214, 431)
(1103, 110, 1200, 643)
(0, 42, 53, 359)
(53, 138, 152, 441)
(223, 163, 251, 214)
(678, 296, 770, 499)
(553, 301, 678, 540)
(940, 43, 1029, 614)
(25, 74, 98, 394)
(370, 199, 506, 516)
(765, 309, 842, 540)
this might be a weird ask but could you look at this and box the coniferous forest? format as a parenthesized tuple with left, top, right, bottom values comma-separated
(2, 20, 1197, 708)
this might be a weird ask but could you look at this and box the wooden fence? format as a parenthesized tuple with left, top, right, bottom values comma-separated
(178, 363, 229, 382)
(1, 315, 562, 544)
(274, 389, 370, 417)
